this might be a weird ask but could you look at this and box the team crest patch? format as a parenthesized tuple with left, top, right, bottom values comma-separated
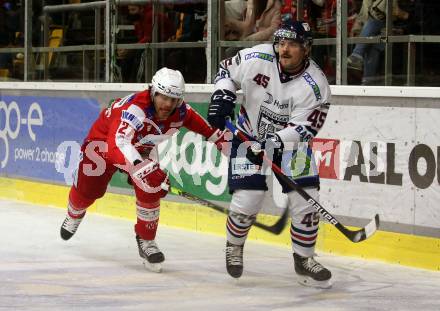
(244, 52, 274, 62)
(256, 106, 289, 140)
(302, 72, 322, 101)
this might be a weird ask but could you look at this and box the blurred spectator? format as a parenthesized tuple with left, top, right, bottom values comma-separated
(117, 4, 174, 82)
(224, 0, 281, 41)
(223, 0, 281, 58)
(223, 0, 249, 41)
(0, 2, 9, 45)
(0, 1, 21, 45)
(166, 3, 207, 82)
(280, 0, 297, 22)
(168, 3, 206, 42)
(312, 0, 358, 37)
(300, 1, 358, 84)
(0, 1, 22, 79)
(351, 0, 409, 35)
(347, 0, 409, 85)
(245, 0, 281, 41)
(129, 4, 174, 44)
(0, 3, 8, 73)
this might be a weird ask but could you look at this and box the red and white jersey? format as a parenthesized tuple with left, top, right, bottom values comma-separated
(214, 43, 331, 144)
(86, 89, 215, 165)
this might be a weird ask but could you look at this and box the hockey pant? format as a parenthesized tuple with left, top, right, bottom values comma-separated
(68, 140, 162, 240)
(226, 187, 320, 258)
(227, 137, 320, 257)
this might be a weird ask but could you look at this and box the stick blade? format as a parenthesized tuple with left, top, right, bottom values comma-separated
(253, 208, 289, 235)
(271, 208, 289, 234)
(352, 214, 380, 243)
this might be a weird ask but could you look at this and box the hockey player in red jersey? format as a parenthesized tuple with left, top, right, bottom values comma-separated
(60, 67, 228, 270)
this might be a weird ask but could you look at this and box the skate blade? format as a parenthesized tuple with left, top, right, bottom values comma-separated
(143, 261, 163, 273)
(297, 276, 332, 289)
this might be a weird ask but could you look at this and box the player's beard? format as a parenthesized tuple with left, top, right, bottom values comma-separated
(156, 108, 174, 120)
(280, 54, 304, 75)
(280, 58, 304, 74)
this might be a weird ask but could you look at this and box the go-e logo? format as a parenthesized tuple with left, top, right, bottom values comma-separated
(0, 100, 43, 168)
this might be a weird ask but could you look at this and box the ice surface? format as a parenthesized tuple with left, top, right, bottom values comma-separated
(0, 199, 439, 311)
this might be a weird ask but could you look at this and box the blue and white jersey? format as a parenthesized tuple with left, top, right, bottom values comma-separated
(214, 43, 331, 144)
(215, 43, 331, 180)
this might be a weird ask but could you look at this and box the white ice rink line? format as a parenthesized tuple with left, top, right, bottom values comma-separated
(0, 199, 439, 311)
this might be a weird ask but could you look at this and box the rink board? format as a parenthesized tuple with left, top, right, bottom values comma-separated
(1, 83, 440, 271)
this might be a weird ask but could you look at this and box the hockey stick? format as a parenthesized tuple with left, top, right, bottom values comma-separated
(129, 128, 289, 234)
(224, 118, 380, 243)
(169, 186, 289, 235)
(126, 173, 287, 234)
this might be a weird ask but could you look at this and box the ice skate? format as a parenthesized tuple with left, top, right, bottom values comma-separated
(293, 253, 332, 289)
(136, 235, 165, 273)
(60, 214, 84, 240)
(225, 241, 244, 278)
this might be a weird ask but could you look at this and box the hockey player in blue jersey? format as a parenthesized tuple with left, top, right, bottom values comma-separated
(207, 20, 332, 288)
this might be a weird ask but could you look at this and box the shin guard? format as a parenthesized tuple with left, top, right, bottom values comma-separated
(134, 200, 160, 240)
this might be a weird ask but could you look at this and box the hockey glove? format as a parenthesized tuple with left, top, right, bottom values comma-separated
(246, 134, 284, 166)
(207, 128, 233, 155)
(130, 159, 170, 198)
(207, 89, 236, 130)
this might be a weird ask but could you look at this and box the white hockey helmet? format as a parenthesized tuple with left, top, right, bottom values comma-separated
(151, 67, 185, 106)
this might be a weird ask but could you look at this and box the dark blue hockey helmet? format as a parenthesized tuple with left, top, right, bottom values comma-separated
(273, 20, 313, 48)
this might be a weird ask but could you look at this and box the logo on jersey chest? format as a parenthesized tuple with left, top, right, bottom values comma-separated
(264, 92, 289, 110)
(257, 106, 289, 140)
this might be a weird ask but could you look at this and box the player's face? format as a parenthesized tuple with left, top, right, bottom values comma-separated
(278, 39, 308, 73)
(153, 93, 180, 119)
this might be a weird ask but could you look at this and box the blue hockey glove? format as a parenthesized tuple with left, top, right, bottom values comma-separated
(207, 89, 236, 130)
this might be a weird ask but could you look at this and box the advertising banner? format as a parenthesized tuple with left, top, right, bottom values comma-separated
(315, 102, 440, 231)
(0, 95, 232, 202)
(0, 95, 100, 183)
(1, 87, 439, 235)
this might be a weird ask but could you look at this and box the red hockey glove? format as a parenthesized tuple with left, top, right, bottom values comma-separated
(208, 129, 232, 155)
(130, 159, 170, 198)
